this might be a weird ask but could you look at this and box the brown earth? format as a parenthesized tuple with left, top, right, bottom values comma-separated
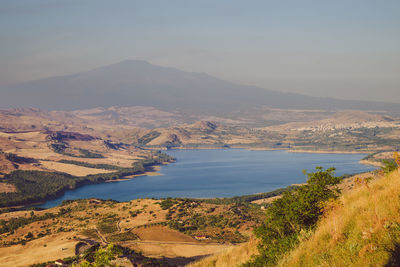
(133, 226, 195, 242)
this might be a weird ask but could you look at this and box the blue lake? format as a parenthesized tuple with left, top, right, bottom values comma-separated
(38, 149, 376, 208)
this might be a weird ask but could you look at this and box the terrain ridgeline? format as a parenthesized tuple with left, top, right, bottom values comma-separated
(1, 60, 400, 115)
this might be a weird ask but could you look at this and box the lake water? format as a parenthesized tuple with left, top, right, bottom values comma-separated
(38, 149, 376, 208)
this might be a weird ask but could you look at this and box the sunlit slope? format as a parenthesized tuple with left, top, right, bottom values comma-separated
(188, 238, 258, 267)
(278, 170, 400, 267)
(190, 170, 400, 267)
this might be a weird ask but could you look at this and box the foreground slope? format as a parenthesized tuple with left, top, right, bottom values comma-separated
(191, 169, 400, 267)
(277, 169, 400, 267)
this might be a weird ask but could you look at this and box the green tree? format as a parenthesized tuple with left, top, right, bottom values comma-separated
(78, 244, 122, 267)
(381, 159, 397, 175)
(245, 167, 341, 266)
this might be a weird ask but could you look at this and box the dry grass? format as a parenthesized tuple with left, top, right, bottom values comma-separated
(189, 170, 400, 267)
(127, 242, 233, 259)
(188, 237, 258, 267)
(0, 183, 16, 193)
(39, 160, 114, 176)
(133, 226, 195, 242)
(278, 170, 400, 267)
(0, 232, 77, 267)
(251, 195, 281, 205)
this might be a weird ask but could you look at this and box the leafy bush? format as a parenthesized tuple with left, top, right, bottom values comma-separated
(245, 167, 341, 266)
(78, 149, 105, 159)
(160, 198, 176, 210)
(129, 210, 142, 217)
(381, 159, 398, 175)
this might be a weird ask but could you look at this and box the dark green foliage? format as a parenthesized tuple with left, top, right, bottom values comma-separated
(0, 212, 58, 234)
(201, 186, 297, 205)
(0, 171, 78, 207)
(245, 167, 342, 266)
(25, 231, 34, 239)
(5, 153, 38, 167)
(103, 140, 126, 150)
(137, 131, 161, 145)
(97, 217, 118, 234)
(78, 149, 105, 158)
(167, 209, 250, 243)
(163, 199, 262, 243)
(129, 210, 142, 217)
(50, 142, 104, 158)
(81, 229, 99, 240)
(58, 159, 123, 170)
(160, 198, 176, 210)
(138, 151, 175, 166)
(0, 152, 173, 207)
(108, 232, 138, 242)
(381, 159, 398, 175)
(50, 143, 68, 154)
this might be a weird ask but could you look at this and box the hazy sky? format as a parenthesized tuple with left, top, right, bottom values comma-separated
(1, 0, 399, 103)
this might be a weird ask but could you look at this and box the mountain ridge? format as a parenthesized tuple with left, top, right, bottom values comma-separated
(1, 60, 400, 114)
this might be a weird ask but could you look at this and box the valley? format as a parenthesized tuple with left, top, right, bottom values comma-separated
(0, 105, 396, 266)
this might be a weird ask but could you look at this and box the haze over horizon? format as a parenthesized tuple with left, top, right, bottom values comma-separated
(1, 0, 400, 103)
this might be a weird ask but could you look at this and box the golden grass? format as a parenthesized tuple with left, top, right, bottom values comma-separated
(0, 232, 77, 267)
(187, 237, 258, 267)
(0, 183, 16, 193)
(278, 169, 400, 267)
(128, 242, 233, 259)
(39, 160, 114, 176)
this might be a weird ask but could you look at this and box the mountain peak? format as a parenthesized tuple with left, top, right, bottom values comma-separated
(1, 61, 399, 114)
(112, 59, 152, 66)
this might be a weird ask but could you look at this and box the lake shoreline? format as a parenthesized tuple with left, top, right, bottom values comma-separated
(158, 147, 378, 167)
(24, 149, 375, 210)
(1, 162, 171, 212)
(156, 146, 374, 155)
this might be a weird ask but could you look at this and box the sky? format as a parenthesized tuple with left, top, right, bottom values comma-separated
(1, 0, 399, 103)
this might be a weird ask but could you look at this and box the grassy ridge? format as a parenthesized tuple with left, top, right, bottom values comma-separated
(277, 170, 400, 267)
(188, 238, 259, 267)
(191, 168, 400, 267)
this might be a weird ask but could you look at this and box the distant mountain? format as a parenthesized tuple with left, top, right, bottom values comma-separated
(1, 60, 400, 114)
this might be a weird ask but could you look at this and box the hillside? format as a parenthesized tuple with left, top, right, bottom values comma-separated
(1, 60, 400, 115)
(133, 111, 400, 152)
(277, 169, 400, 267)
(0, 197, 264, 266)
(192, 168, 400, 267)
(1, 107, 400, 153)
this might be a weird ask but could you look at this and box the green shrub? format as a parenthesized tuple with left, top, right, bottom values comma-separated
(245, 167, 341, 266)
